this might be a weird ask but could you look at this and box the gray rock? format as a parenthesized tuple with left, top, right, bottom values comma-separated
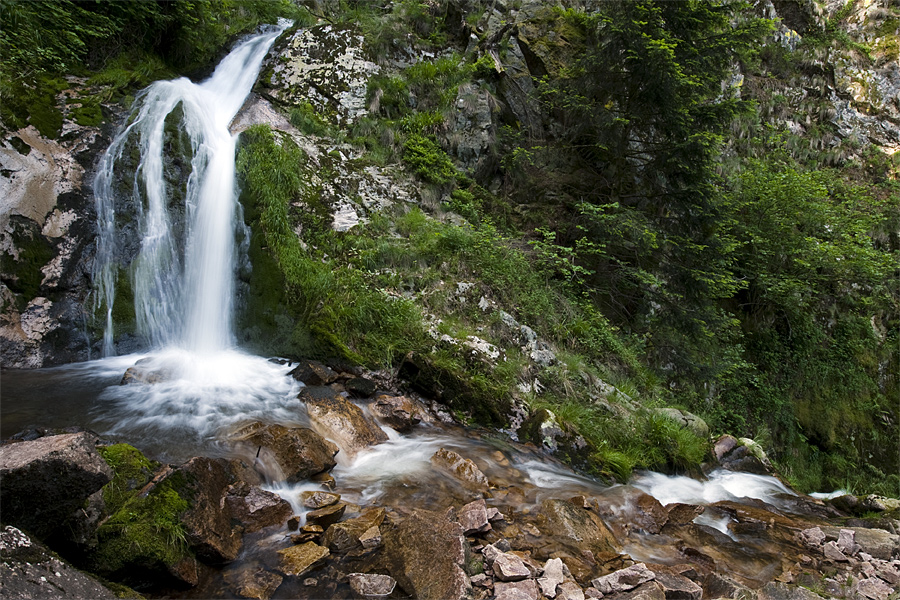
(538, 557, 566, 597)
(821, 526, 898, 560)
(349, 573, 396, 598)
(652, 572, 702, 600)
(0, 526, 118, 599)
(557, 581, 586, 600)
(222, 564, 283, 600)
(495, 579, 540, 600)
(459, 499, 491, 535)
(757, 581, 827, 600)
(853, 577, 894, 600)
(837, 529, 860, 557)
(604, 581, 666, 600)
(225, 484, 293, 534)
(797, 526, 826, 547)
(653, 408, 709, 439)
(289, 360, 338, 386)
(492, 552, 531, 582)
(591, 563, 656, 595)
(0, 431, 112, 540)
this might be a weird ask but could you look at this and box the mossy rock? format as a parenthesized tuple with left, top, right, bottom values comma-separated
(0, 216, 55, 307)
(519, 408, 594, 470)
(398, 352, 510, 426)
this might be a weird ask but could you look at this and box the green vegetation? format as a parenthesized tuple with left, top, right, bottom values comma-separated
(0, 0, 306, 135)
(95, 444, 191, 577)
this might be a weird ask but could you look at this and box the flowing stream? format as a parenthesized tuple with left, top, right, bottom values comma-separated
(0, 23, 840, 597)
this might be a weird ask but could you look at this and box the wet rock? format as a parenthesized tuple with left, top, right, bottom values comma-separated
(459, 499, 492, 535)
(0, 525, 119, 599)
(322, 507, 385, 553)
(591, 563, 656, 594)
(178, 457, 243, 563)
(230, 422, 338, 483)
(495, 579, 540, 600)
(276, 542, 329, 577)
(306, 502, 347, 528)
(120, 361, 174, 385)
(359, 525, 382, 550)
(431, 447, 490, 492)
(383, 509, 470, 600)
(349, 573, 397, 598)
(289, 360, 338, 385)
(288, 516, 302, 531)
(664, 503, 705, 527)
(222, 564, 283, 600)
(302, 388, 388, 460)
(861, 495, 900, 513)
(632, 493, 668, 534)
(537, 499, 621, 559)
(300, 490, 341, 509)
(493, 552, 531, 581)
(757, 582, 827, 600)
(652, 408, 709, 440)
(226, 483, 293, 533)
(0, 431, 112, 540)
(371, 394, 421, 432)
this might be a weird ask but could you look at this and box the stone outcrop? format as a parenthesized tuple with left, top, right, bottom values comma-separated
(0, 431, 112, 540)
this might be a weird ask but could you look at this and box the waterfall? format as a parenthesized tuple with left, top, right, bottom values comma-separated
(93, 26, 285, 355)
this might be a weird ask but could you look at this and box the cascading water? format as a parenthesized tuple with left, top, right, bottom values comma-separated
(94, 25, 285, 355)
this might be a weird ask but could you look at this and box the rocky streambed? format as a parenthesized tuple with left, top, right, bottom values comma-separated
(2, 357, 899, 600)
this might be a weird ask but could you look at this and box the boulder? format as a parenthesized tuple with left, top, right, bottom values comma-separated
(664, 503, 705, 527)
(651, 571, 702, 600)
(0, 431, 112, 540)
(557, 581, 586, 600)
(383, 509, 470, 600)
(431, 447, 490, 492)
(603, 581, 666, 600)
(230, 422, 338, 483)
(591, 563, 656, 595)
(348, 573, 396, 598)
(222, 564, 283, 600)
(276, 542, 329, 577)
(820, 526, 898, 560)
(653, 408, 709, 440)
(289, 360, 339, 385)
(321, 507, 385, 553)
(301, 387, 388, 460)
(225, 483, 293, 533)
(536, 499, 621, 560)
(0, 525, 119, 599)
(177, 457, 243, 563)
(371, 394, 421, 432)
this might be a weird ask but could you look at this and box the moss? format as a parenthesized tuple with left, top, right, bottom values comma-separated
(1, 75, 68, 138)
(98, 444, 159, 514)
(0, 217, 54, 306)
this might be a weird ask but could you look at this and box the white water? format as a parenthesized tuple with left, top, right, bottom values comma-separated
(94, 25, 285, 355)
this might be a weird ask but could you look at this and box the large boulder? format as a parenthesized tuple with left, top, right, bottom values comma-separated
(225, 483, 293, 534)
(177, 457, 244, 563)
(536, 499, 621, 564)
(0, 431, 112, 540)
(300, 387, 388, 461)
(230, 421, 338, 482)
(383, 509, 471, 600)
(0, 525, 119, 599)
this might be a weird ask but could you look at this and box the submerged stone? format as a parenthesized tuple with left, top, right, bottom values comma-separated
(222, 564, 283, 600)
(348, 573, 396, 598)
(431, 447, 490, 492)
